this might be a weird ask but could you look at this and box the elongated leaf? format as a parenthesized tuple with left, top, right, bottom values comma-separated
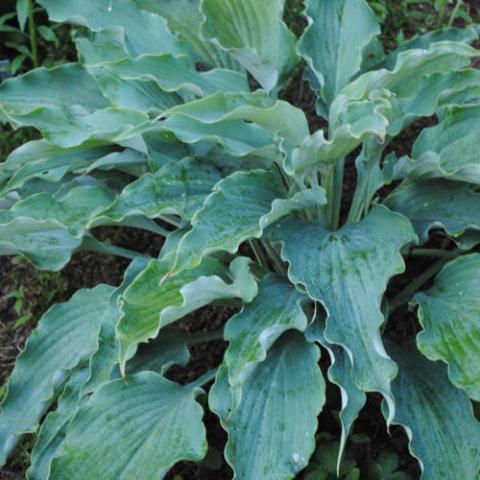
(0, 141, 116, 194)
(27, 368, 91, 480)
(224, 276, 309, 387)
(306, 318, 366, 472)
(16, 0, 28, 30)
(74, 26, 130, 64)
(341, 41, 477, 102)
(26, 257, 154, 479)
(383, 25, 479, 70)
(167, 173, 281, 267)
(210, 333, 325, 480)
(400, 105, 480, 184)
(413, 254, 480, 400)
(272, 206, 416, 419)
(118, 256, 257, 372)
(80, 258, 150, 395)
(120, 328, 190, 377)
(287, 96, 390, 175)
(337, 41, 478, 134)
(385, 180, 480, 242)
(164, 92, 309, 145)
(134, 0, 238, 69)
(76, 33, 202, 112)
(50, 372, 207, 479)
(90, 257, 182, 395)
(29, 311, 191, 480)
(91, 157, 222, 225)
(201, 0, 297, 91)
(0, 68, 147, 148)
(80, 148, 147, 175)
(86, 54, 249, 99)
(0, 186, 119, 269)
(299, 0, 380, 109)
(396, 68, 480, 124)
(85, 65, 181, 113)
(172, 170, 326, 273)
(6, 186, 114, 237)
(139, 115, 278, 160)
(0, 64, 150, 147)
(388, 343, 480, 480)
(30, 107, 149, 149)
(0, 217, 81, 270)
(0, 285, 115, 466)
(39, 0, 185, 57)
(0, 64, 107, 116)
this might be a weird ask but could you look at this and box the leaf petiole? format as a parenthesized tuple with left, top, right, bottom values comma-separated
(187, 330, 225, 345)
(262, 239, 287, 276)
(389, 255, 460, 314)
(27, 0, 38, 67)
(409, 248, 460, 258)
(188, 368, 219, 389)
(330, 158, 345, 230)
(80, 235, 151, 260)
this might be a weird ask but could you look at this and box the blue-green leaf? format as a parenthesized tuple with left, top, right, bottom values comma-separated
(383, 25, 479, 70)
(91, 157, 223, 225)
(0, 141, 117, 195)
(50, 373, 207, 479)
(5, 186, 114, 237)
(388, 342, 480, 480)
(86, 54, 249, 99)
(0, 64, 150, 147)
(134, 0, 239, 69)
(306, 318, 366, 473)
(413, 254, 480, 400)
(201, 0, 297, 92)
(172, 169, 326, 274)
(224, 275, 309, 388)
(399, 105, 480, 184)
(337, 41, 478, 134)
(288, 96, 390, 175)
(38, 0, 185, 57)
(341, 42, 477, 103)
(26, 258, 156, 479)
(27, 368, 90, 480)
(119, 328, 190, 377)
(210, 333, 325, 480)
(299, 0, 380, 109)
(164, 92, 309, 146)
(0, 217, 81, 271)
(272, 206, 416, 419)
(385, 180, 480, 242)
(0, 285, 115, 466)
(118, 256, 257, 372)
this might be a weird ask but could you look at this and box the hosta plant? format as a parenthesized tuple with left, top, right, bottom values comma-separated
(1, 0, 480, 478)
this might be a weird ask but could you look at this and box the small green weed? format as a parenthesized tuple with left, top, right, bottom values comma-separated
(368, 0, 474, 46)
(0, 0, 75, 74)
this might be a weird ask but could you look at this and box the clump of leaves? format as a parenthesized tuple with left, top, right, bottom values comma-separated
(0, 0, 480, 479)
